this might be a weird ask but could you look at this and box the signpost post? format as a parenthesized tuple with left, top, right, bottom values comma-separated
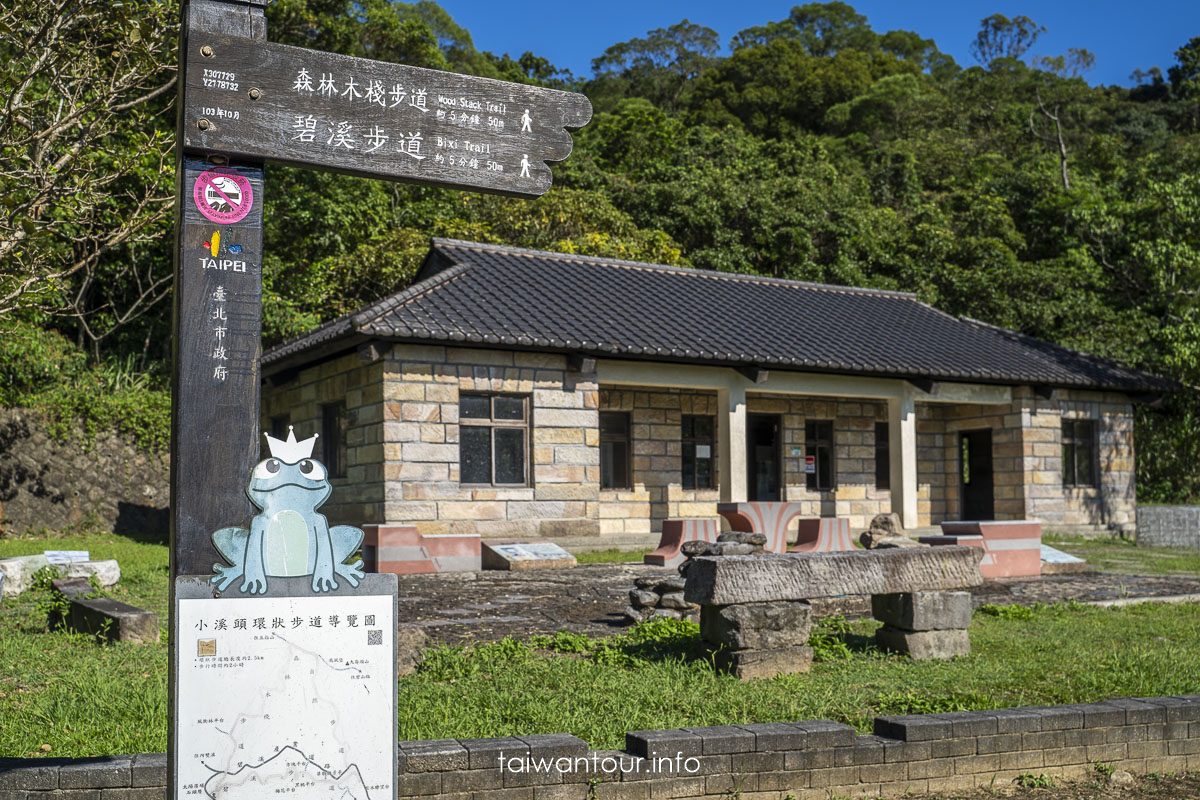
(168, 2, 591, 798)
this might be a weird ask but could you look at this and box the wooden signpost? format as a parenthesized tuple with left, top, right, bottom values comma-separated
(168, 2, 591, 798)
(170, 0, 592, 578)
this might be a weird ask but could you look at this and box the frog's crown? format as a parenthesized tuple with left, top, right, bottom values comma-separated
(263, 426, 318, 464)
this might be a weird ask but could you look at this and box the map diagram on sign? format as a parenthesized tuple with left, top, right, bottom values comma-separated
(175, 594, 394, 800)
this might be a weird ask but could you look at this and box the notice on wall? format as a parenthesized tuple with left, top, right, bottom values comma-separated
(173, 577, 396, 800)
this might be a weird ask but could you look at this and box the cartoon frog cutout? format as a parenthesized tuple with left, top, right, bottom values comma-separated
(211, 427, 366, 594)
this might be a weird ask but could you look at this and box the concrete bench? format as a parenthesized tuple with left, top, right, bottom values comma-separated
(684, 546, 984, 678)
(361, 524, 481, 574)
(789, 517, 856, 553)
(717, 502, 856, 554)
(643, 518, 721, 567)
(920, 520, 1042, 579)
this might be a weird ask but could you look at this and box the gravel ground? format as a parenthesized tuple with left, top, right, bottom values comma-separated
(395, 564, 1200, 646)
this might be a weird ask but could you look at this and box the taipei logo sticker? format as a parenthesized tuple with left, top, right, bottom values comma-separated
(193, 170, 253, 224)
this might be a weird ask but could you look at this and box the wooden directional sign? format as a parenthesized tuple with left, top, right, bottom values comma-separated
(182, 34, 592, 197)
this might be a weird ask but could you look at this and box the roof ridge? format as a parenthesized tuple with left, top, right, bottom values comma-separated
(429, 237, 920, 300)
(351, 259, 473, 328)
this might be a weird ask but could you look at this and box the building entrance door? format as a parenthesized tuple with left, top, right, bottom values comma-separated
(747, 413, 782, 501)
(960, 429, 994, 520)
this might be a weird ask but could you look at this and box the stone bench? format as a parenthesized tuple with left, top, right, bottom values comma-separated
(643, 518, 721, 567)
(50, 577, 159, 643)
(684, 546, 984, 678)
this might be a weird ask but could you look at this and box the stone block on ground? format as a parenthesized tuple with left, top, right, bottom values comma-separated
(0, 554, 49, 598)
(860, 513, 903, 548)
(700, 601, 813, 650)
(657, 592, 695, 610)
(67, 597, 159, 643)
(875, 626, 969, 660)
(713, 645, 813, 679)
(874, 536, 926, 549)
(396, 625, 427, 677)
(630, 589, 659, 607)
(56, 559, 120, 587)
(481, 541, 577, 571)
(871, 591, 972, 631)
(51, 577, 95, 600)
(718, 531, 767, 547)
(684, 546, 984, 606)
(1040, 544, 1088, 575)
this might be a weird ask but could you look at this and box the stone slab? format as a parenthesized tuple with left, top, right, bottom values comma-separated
(68, 597, 159, 643)
(700, 601, 812, 650)
(482, 541, 577, 571)
(57, 560, 120, 587)
(683, 547, 983, 606)
(0, 555, 49, 598)
(1041, 545, 1088, 575)
(713, 645, 814, 680)
(875, 626, 970, 660)
(871, 591, 972, 631)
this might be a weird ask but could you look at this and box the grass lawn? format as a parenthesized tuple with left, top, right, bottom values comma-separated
(1046, 533, 1200, 576)
(2, 531, 1199, 759)
(573, 547, 652, 564)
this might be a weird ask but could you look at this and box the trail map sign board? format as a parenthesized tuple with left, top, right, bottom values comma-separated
(174, 575, 398, 800)
(183, 35, 592, 196)
(169, 0, 591, 798)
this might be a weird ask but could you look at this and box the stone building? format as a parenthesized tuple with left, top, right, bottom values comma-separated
(260, 239, 1172, 545)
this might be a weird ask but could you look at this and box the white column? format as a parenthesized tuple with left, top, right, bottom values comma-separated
(888, 390, 919, 529)
(718, 384, 748, 503)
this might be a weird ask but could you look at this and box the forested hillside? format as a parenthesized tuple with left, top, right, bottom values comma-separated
(1, 0, 1198, 501)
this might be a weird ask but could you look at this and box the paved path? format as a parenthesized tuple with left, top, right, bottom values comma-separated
(396, 564, 1200, 645)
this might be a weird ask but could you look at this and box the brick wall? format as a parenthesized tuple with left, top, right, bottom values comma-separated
(598, 388, 721, 537)
(260, 352, 385, 527)
(5, 696, 1197, 800)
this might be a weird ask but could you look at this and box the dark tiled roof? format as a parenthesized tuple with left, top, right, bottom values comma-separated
(263, 239, 1174, 393)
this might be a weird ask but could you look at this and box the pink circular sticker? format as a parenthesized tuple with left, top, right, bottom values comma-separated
(193, 170, 254, 224)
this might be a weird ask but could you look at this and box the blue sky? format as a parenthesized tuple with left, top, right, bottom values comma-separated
(441, 0, 1199, 88)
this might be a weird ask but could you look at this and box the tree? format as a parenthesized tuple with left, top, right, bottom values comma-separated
(731, 2, 876, 56)
(0, 0, 177, 356)
(969, 14, 1046, 66)
(589, 20, 720, 111)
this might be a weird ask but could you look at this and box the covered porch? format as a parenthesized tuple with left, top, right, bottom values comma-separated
(595, 359, 1129, 537)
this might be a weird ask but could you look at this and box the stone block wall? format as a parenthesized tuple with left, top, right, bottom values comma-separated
(260, 352, 385, 527)
(1020, 388, 1135, 535)
(5, 696, 1198, 800)
(918, 402, 1024, 524)
(1137, 505, 1200, 549)
(381, 345, 600, 540)
(747, 396, 891, 531)
(598, 388, 721, 536)
(0, 409, 169, 537)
